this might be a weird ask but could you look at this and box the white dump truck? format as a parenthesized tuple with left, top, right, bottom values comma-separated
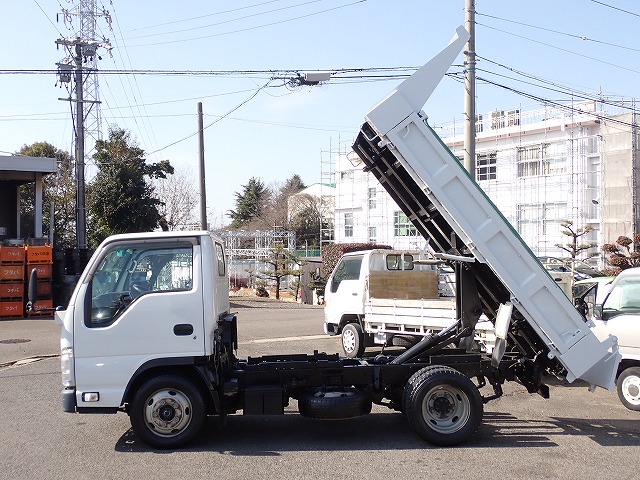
(324, 249, 495, 357)
(39, 26, 619, 450)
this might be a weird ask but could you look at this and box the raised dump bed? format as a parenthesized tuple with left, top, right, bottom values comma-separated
(352, 26, 618, 389)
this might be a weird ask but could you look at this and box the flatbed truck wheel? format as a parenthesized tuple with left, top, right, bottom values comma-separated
(342, 323, 366, 358)
(130, 374, 206, 449)
(617, 366, 640, 411)
(403, 366, 482, 446)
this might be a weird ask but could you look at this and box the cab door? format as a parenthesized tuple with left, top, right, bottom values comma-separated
(72, 238, 204, 408)
(324, 255, 365, 327)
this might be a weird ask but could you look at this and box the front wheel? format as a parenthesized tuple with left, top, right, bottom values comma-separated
(130, 374, 206, 449)
(617, 367, 640, 411)
(342, 323, 365, 358)
(403, 366, 483, 446)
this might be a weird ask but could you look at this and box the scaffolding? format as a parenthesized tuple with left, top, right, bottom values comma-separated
(219, 229, 296, 287)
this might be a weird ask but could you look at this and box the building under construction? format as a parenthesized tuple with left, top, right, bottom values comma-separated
(332, 101, 639, 267)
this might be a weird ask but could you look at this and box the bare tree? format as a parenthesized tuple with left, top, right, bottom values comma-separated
(153, 169, 199, 230)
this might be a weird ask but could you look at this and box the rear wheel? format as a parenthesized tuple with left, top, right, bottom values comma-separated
(403, 366, 482, 446)
(342, 323, 365, 358)
(617, 367, 640, 411)
(130, 374, 206, 449)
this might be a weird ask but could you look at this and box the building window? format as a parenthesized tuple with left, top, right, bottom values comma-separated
(476, 152, 497, 181)
(394, 211, 418, 237)
(517, 143, 566, 177)
(368, 227, 377, 242)
(368, 188, 377, 209)
(344, 213, 353, 238)
(340, 170, 354, 181)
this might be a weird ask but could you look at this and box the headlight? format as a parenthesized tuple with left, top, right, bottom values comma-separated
(61, 347, 75, 387)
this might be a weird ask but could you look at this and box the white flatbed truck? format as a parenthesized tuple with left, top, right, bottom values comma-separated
(323, 249, 496, 357)
(40, 26, 619, 449)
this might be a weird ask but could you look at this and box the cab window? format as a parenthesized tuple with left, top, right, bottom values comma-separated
(386, 254, 414, 270)
(330, 256, 363, 293)
(88, 243, 193, 327)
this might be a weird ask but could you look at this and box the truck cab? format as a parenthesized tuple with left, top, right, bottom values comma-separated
(576, 269, 640, 410)
(56, 231, 230, 414)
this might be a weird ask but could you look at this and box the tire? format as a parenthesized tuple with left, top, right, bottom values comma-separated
(298, 389, 372, 419)
(342, 323, 365, 358)
(617, 366, 640, 411)
(130, 374, 206, 449)
(403, 366, 483, 446)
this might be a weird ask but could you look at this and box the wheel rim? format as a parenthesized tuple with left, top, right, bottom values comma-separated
(343, 328, 356, 354)
(421, 385, 471, 435)
(144, 388, 193, 437)
(621, 374, 640, 406)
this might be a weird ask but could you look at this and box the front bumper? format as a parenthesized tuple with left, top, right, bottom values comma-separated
(61, 388, 77, 413)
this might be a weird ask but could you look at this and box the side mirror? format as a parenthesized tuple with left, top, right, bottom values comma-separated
(26, 268, 38, 313)
(593, 304, 603, 320)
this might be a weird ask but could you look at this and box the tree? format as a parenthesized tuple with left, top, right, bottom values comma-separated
(153, 169, 199, 230)
(288, 193, 330, 248)
(227, 177, 269, 228)
(555, 220, 598, 260)
(88, 127, 174, 247)
(602, 234, 640, 274)
(18, 142, 76, 249)
(257, 244, 304, 300)
(555, 220, 598, 282)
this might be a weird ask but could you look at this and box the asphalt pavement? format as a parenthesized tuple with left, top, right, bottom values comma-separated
(0, 315, 60, 367)
(0, 297, 321, 367)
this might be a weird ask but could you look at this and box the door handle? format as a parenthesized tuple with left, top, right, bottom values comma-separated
(173, 324, 194, 336)
(352, 293, 358, 296)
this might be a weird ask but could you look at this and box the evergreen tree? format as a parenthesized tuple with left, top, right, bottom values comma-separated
(228, 177, 269, 228)
(88, 127, 173, 247)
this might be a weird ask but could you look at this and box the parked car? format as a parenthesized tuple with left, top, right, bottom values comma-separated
(537, 256, 600, 280)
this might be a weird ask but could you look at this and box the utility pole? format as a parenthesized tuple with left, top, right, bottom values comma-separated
(464, 0, 476, 178)
(55, 1, 112, 250)
(56, 37, 108, 250)
(198, 102, 208, 231)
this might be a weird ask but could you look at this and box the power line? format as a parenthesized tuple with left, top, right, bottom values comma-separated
(590, 0, 640, 18)
(476, 11, 640, 53)
(128, 0, 366, 47)
(125, 0, 324, 40)
(477, 22, 640, 75)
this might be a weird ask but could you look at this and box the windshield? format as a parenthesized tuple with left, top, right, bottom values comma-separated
(88, 243, 193, 327)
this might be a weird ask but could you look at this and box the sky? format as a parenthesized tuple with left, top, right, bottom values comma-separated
(2, 0, 640, 228)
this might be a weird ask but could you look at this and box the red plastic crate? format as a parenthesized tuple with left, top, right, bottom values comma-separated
(30, 299, 53, 316)
(0, 246, 25, 264)
(26, 263, 52, 280)
(36, 280, 52, 298)
(25, 246, 52, 264)
(0, 283, 24, 299)
(0, 300, 24, 318)
(0, 265, 24, 282)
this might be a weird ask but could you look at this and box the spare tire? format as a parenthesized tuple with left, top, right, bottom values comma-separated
(298, 389, 372, 419)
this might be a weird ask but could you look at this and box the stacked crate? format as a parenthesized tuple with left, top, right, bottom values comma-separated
(0, 246, 25, 319)
(25, 245, 53, 316)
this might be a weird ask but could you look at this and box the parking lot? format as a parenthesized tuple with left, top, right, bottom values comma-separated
(0, 298, 638, 480)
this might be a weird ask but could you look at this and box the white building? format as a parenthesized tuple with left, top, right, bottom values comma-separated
(332, 101, 640, 265)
